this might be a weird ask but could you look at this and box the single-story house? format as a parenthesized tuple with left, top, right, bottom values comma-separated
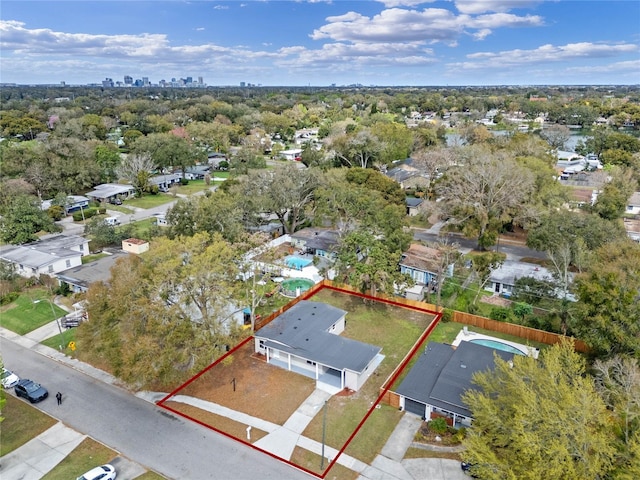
(626, 192, 640, 215)
(623, 218, 640, 243)
(279, 148, 303, 161)
(0, 234, 89, 278)
(406, 197, 425, 216)
(290, 227, 340, 259)
(399, 244, 454, 290)
(385, 163, 429, 190)
(41, 195, 90, 215)
(486, 260, 568, 298)
(149, 173, 182, 191)
(86, 183, 135, 203)
(57, 252, 128, 293)
(183, 165, 212, 180)
(207, 152, 228, 169)
(122, 238, 149, 255)
(395, 341, 515, 427)
(254, 301, 383, 392)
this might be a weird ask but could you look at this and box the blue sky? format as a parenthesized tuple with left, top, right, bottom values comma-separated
(1, 1, 639, 86)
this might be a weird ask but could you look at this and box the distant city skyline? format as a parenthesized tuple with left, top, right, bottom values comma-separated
(1, 1, 639, 86)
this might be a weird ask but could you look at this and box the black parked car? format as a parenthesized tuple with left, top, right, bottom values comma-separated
(15, 379, 48, 403)
(110, 197, 122, 205)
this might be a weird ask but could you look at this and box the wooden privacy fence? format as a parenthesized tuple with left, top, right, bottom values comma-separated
(452, 311, 589, 353)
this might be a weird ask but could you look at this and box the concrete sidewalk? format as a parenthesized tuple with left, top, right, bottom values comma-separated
(0, 422, 86, 480)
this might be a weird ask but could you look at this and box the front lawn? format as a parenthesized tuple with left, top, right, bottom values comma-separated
(41, 327, 77, 353)
(0, 394, 57, 455)
(81, 253, 109, 264)
(41, 437, 117, 480)
(125, 194, 174, 209)
(0, 289, 67, 334)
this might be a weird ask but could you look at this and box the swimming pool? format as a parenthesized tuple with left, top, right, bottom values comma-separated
(285, 255, 313, 269)
(281, 278, 315, 297)
(469, 339, 527, 356)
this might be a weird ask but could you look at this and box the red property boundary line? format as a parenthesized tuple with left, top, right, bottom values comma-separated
(157, 283, 441, 479)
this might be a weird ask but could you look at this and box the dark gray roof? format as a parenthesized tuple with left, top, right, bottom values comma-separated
(290, 228, 340, 252)
(57, 252, 128, 289)
(386, 167, 418, 183)
(396, 341, 514, 418)
(406, 197, 424, 208)
(256, 300, 381, 373)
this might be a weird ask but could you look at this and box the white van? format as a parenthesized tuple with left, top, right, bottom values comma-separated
(105, 216, 120, 226)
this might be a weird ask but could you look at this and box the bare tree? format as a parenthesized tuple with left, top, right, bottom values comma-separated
(539, 124, 571, 150)
(437, 146, 535, 249)
(410, 147, 455, 198)
(116, 153, 157, 196)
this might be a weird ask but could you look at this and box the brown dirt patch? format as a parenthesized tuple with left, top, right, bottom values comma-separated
(175, 340, 316, 425)
(164, 401, 269, 443)
(480, 295, 512, 307)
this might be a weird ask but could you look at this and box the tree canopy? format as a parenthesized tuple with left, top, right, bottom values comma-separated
(462, 340, 617, 480)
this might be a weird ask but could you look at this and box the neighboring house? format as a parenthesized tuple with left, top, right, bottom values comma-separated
(57, 251, 128, 293)
(395, 341, 515, 427)
(0, 234, 89, 278)
(290, 227, 340, 259)
(399, 244, 453, 289)
(279, 148, 303, 161)
(623, 218, 640, 243)
(385, 163, 429, 190)
(254, 301, 383, 392)
(86, 183, 135, 203)
(405, 197, 424, 216)
(486, 260, 568, 298)
(41, 195, 90, 215)
(184, 165, 211, 180)
(149, 173, 182, 190)
(207, 152, 227, 168)
(626, 192, 640, 215)
(122, 238, 149, 255)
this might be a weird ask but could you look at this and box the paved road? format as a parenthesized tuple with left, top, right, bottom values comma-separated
(1, 339, 309, 480)
(413, 229, 547, 262)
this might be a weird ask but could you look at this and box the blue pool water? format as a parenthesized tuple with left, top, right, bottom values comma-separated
(469, 339, 526, 356)
(285, 255, 313, 269)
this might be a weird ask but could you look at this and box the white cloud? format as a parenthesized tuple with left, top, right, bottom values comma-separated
(213, 5, 228, 10)
(378, 0, 436, 7)
(454, 1, 541, 15)
(312, 6, 543, 44)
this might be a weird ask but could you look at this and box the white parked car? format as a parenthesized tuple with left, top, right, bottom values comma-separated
(1, 368, 20, 389)
(77, 464, 116, 480)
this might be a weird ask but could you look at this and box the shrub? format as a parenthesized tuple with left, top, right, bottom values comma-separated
(180, 178, 189, 185)
(490, 306, 512, 321)
(0, 291, 19, 306)
(72, 207, 98, 221)
(98, 207, 106, 214)
(429, 417, 449, 435)
(47, 205, 65, 221)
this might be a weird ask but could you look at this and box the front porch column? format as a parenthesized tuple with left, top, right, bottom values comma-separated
(287, 353, 292, 371)
(315, 363, 319, 380)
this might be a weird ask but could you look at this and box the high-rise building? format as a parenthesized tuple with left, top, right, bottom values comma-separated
(102, 78, 114, 87)
(142, 77, 149, 86)
(240, 82, 246, 87)
(124, 75, 133, 85)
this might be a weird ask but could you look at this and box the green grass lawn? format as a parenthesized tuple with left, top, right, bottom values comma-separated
(133, 472, 167, 479)
(81, 253, 109, 264)
(0, 290, 67, 334)
(120, 218, 158, 240)
(41, 437, 118, 480)
(0, 394, 57, 455)
(104, 205, 135, 215)
(41, 327, 77, 353)
(125, 194, 174, 209)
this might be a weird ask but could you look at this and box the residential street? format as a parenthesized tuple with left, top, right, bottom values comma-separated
(1, 339, 310, 480)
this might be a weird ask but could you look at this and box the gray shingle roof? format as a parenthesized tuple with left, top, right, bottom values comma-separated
(256, 300, 381, 373)
(396, 341, 514, 418)
(57, 252, 128, 289)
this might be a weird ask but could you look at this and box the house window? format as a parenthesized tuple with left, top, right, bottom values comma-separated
(48, 265, 54, 273)
(79, 244, 84, 251)
(66, 259, 71, 268)
(306, 360, 316, 366)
